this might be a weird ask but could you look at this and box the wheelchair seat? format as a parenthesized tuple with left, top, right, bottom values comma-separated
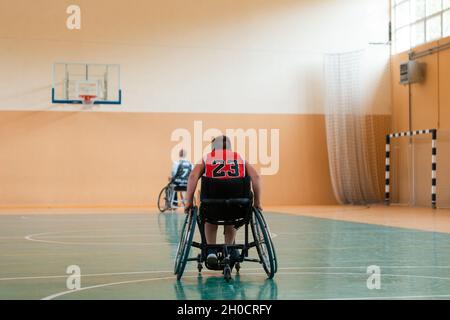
(199, 176, 253, 226)
(173, 184, 187, 192)
(172, 175, 188, 192)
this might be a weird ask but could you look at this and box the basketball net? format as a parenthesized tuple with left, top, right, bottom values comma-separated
(79, 94, 97, 106)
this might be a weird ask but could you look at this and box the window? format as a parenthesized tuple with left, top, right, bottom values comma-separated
(392, 0, 450, 53)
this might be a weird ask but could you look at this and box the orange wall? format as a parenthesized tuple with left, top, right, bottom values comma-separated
(390, 37, 450, 207)
(0, 111, 341, 208)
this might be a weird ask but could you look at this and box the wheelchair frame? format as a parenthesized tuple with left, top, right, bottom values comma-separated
(174, 206, 277, 282)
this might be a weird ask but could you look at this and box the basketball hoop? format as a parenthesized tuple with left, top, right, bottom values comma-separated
(75, 80, 100, 106)
(79, 94, 97, 105)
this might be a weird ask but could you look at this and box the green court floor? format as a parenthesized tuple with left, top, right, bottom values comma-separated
(1, 211, 450, 300)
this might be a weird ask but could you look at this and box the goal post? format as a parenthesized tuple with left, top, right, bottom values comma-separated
(385, 129, 437, 209)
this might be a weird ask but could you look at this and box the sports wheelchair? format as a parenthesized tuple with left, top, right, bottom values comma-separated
(174, 176, 277, 282)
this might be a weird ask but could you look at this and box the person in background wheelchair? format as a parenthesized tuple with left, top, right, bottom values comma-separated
(184, 136, 262, 268)
(170, 149, 193, 187)
(157, 149, 193, 212)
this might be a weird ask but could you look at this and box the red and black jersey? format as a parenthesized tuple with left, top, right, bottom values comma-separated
(203, 149, 245, 179)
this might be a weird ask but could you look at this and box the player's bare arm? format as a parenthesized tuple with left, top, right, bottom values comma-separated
(185, 161, 205, 211)
(246, 163, 262, 210)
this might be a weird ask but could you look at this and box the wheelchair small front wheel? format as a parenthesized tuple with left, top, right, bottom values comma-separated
(251, 208, 277, 279)
(197, 255, 203, 273)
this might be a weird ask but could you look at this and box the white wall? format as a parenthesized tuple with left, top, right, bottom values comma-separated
(0, 0, 391, 114)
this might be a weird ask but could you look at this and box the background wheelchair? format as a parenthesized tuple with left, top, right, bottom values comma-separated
(174, 176, 277, 282)
(157, 180, 188, 212)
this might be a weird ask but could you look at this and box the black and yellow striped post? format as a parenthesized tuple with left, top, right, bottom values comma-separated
(385, 134, 390, 205)
(431, 129, 437, 209)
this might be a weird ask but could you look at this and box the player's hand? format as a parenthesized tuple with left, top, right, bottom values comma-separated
(184, 199, 193, 213)
(254, 201, 263, 211)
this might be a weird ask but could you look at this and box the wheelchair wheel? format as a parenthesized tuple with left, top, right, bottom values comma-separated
(251, 208, 277, 279)
(255, 209, 278, 273)
(157, 186, 169, 213)
(174, 207, 197, 280)
(173, 210, 190, 274)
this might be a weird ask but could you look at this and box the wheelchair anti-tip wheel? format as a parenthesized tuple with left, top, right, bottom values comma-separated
(251, 208, 277, 278)
(235, 262, 240, 274)
(174, 207, 197, 280)
(224, 265, 232, 282)
(157, 186, 170, 213)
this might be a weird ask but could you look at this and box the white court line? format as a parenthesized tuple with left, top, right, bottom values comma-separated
(22, 231, 376, 250)
(25, 238, 171, 246)
(35, 234, 165, 239)
(24, 228, 161, 238)
(4, 265, 450, 282)
(276, 230, 438, 235)
(41, 271, 450, 300)
(270, 272, 450, 282)
(15, 213, 158, 222)
(329, 294, 450, 300)
(280, 265, 450, 269)
(22, 230, 446, 250)
(42, 271, 277, 300)
(24, 230, 173, 246)
(0, 236, 26, 240)
(23, 228, 277, 245)
(0, 270, 174, 281)
(23, 227, 161, 233)
(42, 275, 195, 300)
(1, 267, 268, 282)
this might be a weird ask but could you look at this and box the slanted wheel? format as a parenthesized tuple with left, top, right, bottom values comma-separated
(157, 186, 169, 213)
(251, 208, 277, 279)
(173, 211, 190, 274)
(174, 207, 197, 280)
(255, 209, 278, 273)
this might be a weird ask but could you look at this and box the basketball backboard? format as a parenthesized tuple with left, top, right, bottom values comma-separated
(52, 62, 121, 105)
